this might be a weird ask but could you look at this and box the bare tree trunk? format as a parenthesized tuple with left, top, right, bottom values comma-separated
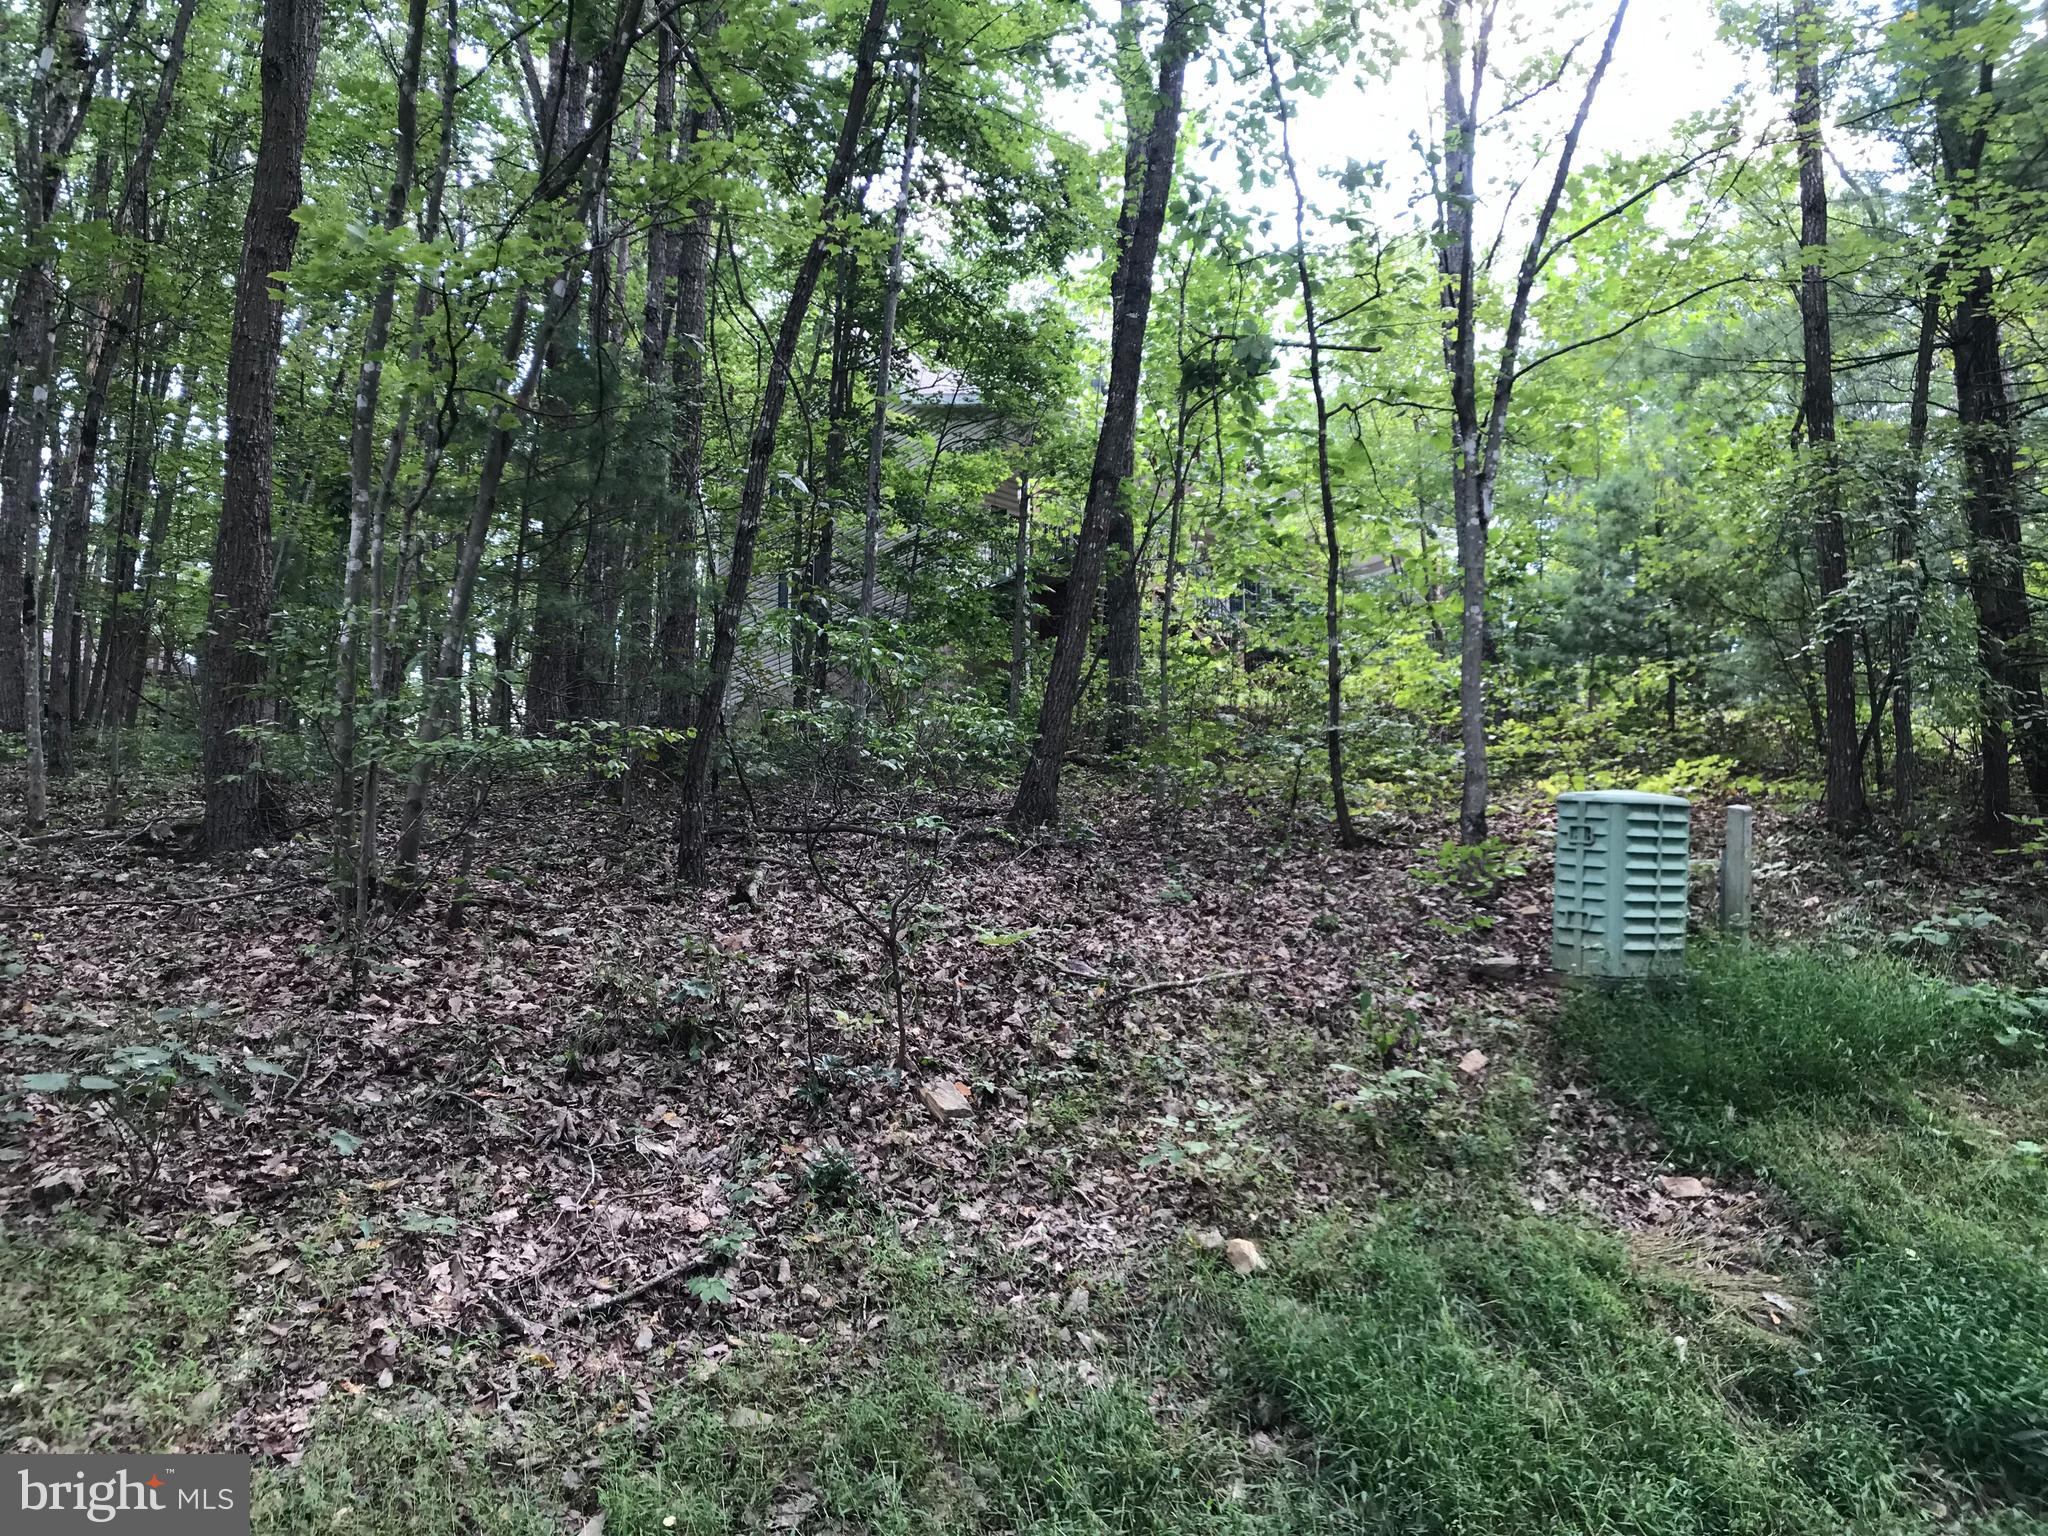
(1936, 54, 2048, 833)
(51, 0, 199, 771)
(201, 0, 326, 854)
(1438, 0, 1625, 843)
(1891, 266, 1942, 820)
(851, 49, 922, 731)
(333, 0, 430, 922)
(1952, 266, 2046, 832)
(390, 0, 647, 892)
(1792, 0, 1865, 832)
(1260, 0, 1358, 848)
(92, 350, 163, 725)
(1009, 472, 1030, 720)
(656, 127, 713, 731)
(0, 0, 94, 738)
(675, 0, 893, 882)
(47, 257, 113, 778)
(1011, 1, 1199, 830)
(802, 251, 859, 706)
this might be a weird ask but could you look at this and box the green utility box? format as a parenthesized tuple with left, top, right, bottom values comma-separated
(1552, 790, 1692, 979)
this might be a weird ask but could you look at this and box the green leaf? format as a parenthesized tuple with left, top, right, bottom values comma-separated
(684, 1274, 733, 1305)
(328, 1129, 365, 1156)
(20, 1072, 74, 1093)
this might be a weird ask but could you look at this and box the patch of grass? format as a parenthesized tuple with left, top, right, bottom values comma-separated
(1824, 1241, 2048, 1494)
(1565, 946, 2048, 1504)
(0, 1219, 255, 1451)
(1225, 1211, 1904, 1534)
(1560, 942, 1999, 1113)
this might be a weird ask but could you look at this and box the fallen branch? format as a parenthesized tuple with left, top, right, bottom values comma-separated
(555, 1248, 716, 1325)
(479, 1286, 544, 1341)
(1112, 967, 1276, 1002)
(0, 879, 312, 916)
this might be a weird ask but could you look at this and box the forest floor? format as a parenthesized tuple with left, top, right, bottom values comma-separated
(2, 765, 2045, 1533)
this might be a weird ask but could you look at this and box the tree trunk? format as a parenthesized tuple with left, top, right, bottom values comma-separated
(656, 120, 714, 732)
(200, 0, 326, 854)
(1891, 266, 1941, 819)
(117, 383, 193, 728)
(1260, 0, 1358, 848)
(1792, 0, 1865, 832)
(1010, 2, 1199, 830)
(1952, 265, 2047, 831)
(333, 0, 429, 921)
(1438, 0, 1625, 843)
(675, 0, 893, 882)
(1009, 472, 1031, 720)
(1936, 52, 2048, 832)
(851, 51, 923, 731)
(391, 0, 647, 892)
(0, 0, 94, 738)
(803, 250, 859, 706)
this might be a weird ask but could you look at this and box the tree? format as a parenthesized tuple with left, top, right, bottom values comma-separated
(1435, 0, 1627, 844)
(674, 0, 896, 882)
(1790, 0, 1867, 831)
(200, 0, 327, 854)
(1011, 0, 1202, 831)
(1257, 0, 1360, 849)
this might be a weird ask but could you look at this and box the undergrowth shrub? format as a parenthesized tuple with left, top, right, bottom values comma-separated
(1560, 942, 1993, 1113)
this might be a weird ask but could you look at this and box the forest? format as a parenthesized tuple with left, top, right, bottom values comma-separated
(3, 0, 2048, 1529)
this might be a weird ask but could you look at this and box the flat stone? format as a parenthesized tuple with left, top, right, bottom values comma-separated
(1223, 1238, 1267, 1276)
(1468, 953, 1521, 982)
(917, 1080, 973, 1121)
(1657, 1174, 1708, 1200)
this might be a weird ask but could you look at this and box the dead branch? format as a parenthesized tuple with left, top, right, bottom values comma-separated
(556, 1249, 717, 1324)
(0, 879, 312, 916)
(1113, 967, 1276, 1001)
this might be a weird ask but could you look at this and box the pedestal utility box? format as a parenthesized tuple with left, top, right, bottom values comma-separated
(1552, 790, 1691, 979)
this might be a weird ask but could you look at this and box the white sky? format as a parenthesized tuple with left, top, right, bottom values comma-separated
(1054, 0, 1768, 244)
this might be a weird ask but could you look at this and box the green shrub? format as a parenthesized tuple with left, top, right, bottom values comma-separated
(1561, 943, 1988, 1114)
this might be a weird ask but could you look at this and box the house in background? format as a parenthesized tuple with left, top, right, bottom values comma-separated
(731, 361, 1030, 707)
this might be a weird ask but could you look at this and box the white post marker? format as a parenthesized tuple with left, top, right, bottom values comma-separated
(1720, 804, 1753, 940)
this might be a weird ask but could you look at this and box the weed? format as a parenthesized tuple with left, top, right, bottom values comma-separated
(802, 1150, 862, 1209)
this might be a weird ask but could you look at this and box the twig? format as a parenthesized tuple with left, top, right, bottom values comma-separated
(1112, 967, 1276, 1002)
(480, 1287, 545, 1341)
(555, 1248, 716, 1324)
(0, 879, 311, 916)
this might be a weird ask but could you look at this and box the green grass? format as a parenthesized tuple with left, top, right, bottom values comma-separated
(5, 1199, 1940, 1535)
(1559, 942, 2006, 1113)
(15, 949, 2044, 1533)
(1228, 1212, 1904, 1534)
(0, 1220, 255, 1450)
(1564, 944, 2048, 1504)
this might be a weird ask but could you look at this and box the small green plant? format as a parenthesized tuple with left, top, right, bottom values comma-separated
(1411, 836, 1527, 895)
(1139, 1099, 1282, 1188)
(18, 1031, 287, 1200)
(1884, 906, 2015, 969)
(802, 1150, 862, 1209)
